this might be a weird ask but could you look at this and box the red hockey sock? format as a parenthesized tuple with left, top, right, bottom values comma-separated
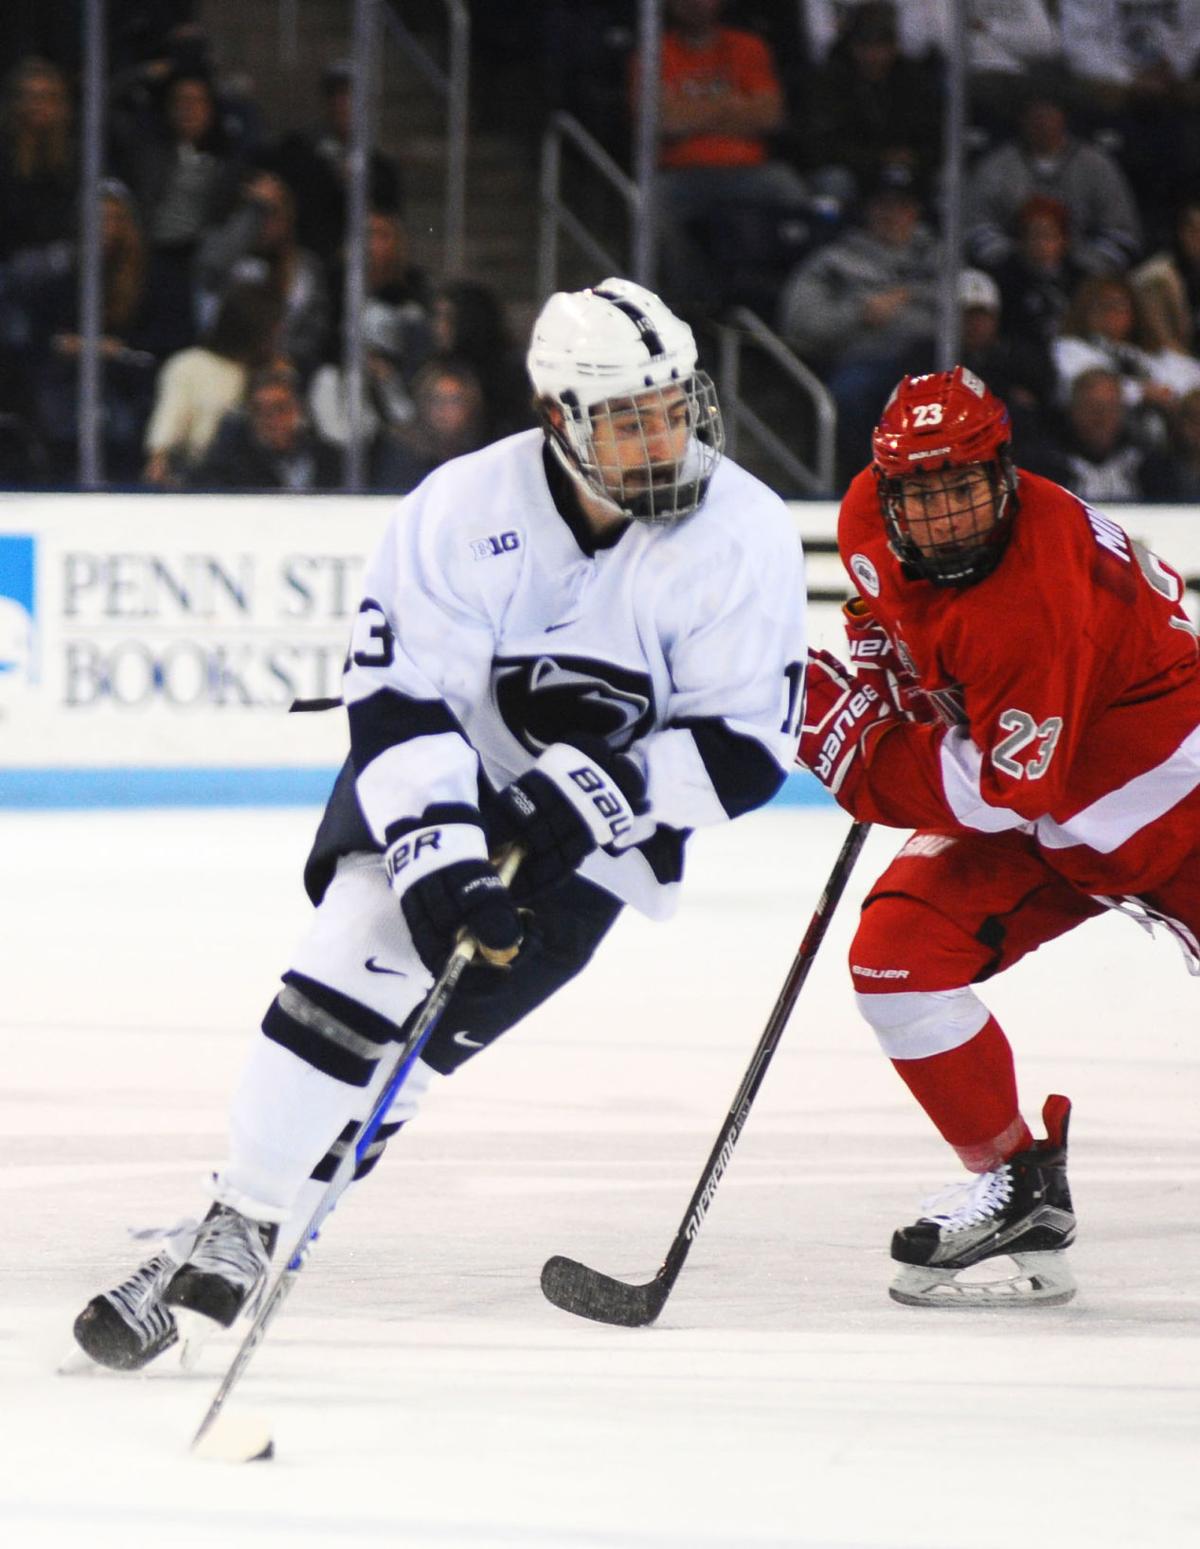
(891, 1015, 1032, 1172)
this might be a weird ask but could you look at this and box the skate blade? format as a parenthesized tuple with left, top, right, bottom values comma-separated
(175, 1308, 225, 1370)
(889, 1251, 1077, 1309)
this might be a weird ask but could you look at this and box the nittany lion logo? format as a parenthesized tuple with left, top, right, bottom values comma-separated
(492, 654, 655, 756)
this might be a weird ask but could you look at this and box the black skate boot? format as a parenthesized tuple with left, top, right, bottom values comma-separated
(72, 1250, 181, 1371)
(889, 1094, 1077, 1308)
(164, 1203, 278, 1333)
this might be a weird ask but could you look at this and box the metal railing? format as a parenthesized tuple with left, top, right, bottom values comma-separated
(716, 309, 837, 496)
(537, 112, 644, 301)
(380, 0, 470, 278)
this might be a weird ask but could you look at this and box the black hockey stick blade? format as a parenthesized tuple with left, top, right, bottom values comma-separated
(540, 1255, 670, 1327)
(540, 821, 871, 1328)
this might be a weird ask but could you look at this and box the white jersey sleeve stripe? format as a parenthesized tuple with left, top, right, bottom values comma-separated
(1035, 721, 1200, 854)
(938, 728, 1033, 834)
(354, 733, 481, 848)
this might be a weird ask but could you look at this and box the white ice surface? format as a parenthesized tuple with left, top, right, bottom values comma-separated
(1, 805, 1198, 1549)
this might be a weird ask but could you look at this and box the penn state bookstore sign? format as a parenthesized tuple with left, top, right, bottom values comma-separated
(0, 494, 1197, 808)
(0, 493, 390, 805)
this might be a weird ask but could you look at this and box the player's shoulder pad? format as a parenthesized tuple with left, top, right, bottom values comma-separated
(690, 454, 801, 557)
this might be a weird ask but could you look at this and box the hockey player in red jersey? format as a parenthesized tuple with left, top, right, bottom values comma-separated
(798, 365, 1200, 1307)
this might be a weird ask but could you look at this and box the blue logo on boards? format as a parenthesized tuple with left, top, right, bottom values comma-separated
(0, 534, 36, 684)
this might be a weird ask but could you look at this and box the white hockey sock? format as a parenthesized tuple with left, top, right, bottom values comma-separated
(215, 1037, 438, 1222)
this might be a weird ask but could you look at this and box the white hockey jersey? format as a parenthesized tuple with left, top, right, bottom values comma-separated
(325, 430, 807, 917)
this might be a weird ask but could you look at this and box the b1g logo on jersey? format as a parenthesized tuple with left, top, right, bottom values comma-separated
(0, 535, 37, 692)
(492, 653, 654, 755)
(469, 531, 521, 561)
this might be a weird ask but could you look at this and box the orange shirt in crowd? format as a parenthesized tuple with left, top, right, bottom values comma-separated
(634, 27, 782, 171)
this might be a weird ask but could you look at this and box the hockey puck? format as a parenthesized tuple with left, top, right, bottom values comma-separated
(192, 1410, 276, 1464)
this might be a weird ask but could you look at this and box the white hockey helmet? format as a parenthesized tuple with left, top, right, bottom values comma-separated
(527, 277, 724, 525)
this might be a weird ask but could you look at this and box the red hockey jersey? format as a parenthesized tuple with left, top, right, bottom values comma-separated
(831, 467, 1200, 895)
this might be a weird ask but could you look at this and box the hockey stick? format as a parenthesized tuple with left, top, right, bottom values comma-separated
(541, 819, 872, 1327)
(190, 847, 523, 1461)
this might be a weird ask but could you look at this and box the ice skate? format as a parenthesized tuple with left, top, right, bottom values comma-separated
(163, 1203, 277, 1360)
(889, 1095, 1077, 1308)
(71, 1250, 182, 1372)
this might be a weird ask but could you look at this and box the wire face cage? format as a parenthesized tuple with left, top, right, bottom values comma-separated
(561, 373, 725, 526)
(880, 458, 1016, 585)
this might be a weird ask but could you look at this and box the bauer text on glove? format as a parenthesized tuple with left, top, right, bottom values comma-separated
(490, 738, 649, 896)
(388, 820, 522, 971)
(798, 650, 894, 797)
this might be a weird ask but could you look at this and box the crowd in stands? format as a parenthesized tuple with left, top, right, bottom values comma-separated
(0, 7, 534, 494)
(539, 0, 1200, 497)
(5, 0, 1200, 502)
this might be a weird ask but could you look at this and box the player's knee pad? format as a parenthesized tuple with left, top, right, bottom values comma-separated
(261, 971, 404, 1087)
(854, 985, 991, 1061)
(850, 892, 992, 995)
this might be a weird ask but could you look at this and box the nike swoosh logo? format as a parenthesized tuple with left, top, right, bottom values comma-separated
(364, 957, 407, 977)
(453, 1030, 485, 1048)
(544, 619, 577, 633)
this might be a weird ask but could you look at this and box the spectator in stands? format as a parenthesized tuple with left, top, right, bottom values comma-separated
(632, 0, 809, 314)
(1162, 386, 1200, 501)
(187, 361, 341, 492)
(268, 59, 404, 267)
(374, 357, 489, 494)
(875, 0, 1062, 141)
(956, 267, 1056, 443)
(2, 180, 168, 483)
(991, 194, 1086, 353)
(196, 170, 330, 380)
(115, 68, 245, 356)
(323, 208, 430, 374)
(310, 209, 434, 453)
(965, 92, 1142, 277)
(802, 2, 942, 209)
(1059, 0, 1200, 115)
(309, 298, 422, 457)
(1131, 196, 1200, 359)
(1058, 1, 1200, 246)
(1052, 274, 1200, 448)
(0, 57, 76, 261)
(142, 279, 283, 487)
(1029, 365, 1176, 501)
(777, 164, 939, 484)
(117, 69, 242, 250)
(428, 279, 534, 439)
(108, 20, 263, 165)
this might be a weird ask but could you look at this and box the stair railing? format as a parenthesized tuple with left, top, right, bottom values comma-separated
(537, 111, 644, 301)
(379, 0, 470, 276)
(715, 309, 837, 496)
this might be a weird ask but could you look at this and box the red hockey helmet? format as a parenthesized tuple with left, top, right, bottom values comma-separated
(871, 366, 1018, 585)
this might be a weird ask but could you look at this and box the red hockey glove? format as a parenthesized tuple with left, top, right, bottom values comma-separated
(843, 597, 937, 724)
(798, 649, 894, 797)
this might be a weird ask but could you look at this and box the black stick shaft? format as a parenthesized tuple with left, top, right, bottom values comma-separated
(658, 819, 872, 1287)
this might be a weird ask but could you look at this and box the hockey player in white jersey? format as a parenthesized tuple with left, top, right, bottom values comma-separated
(73, 277, 808, 1369)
